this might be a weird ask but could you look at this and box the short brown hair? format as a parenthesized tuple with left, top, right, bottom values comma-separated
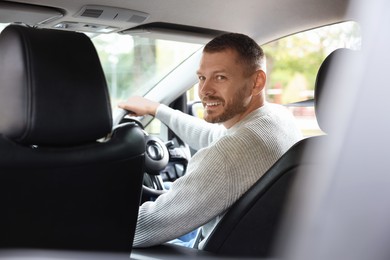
(204, 33, 265, 74)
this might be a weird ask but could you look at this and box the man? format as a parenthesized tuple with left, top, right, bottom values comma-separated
(119, 33, 302, 249)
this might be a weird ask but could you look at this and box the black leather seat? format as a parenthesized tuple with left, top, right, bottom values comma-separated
(202, 48, 356, 257)
(0, 25, 145, 252)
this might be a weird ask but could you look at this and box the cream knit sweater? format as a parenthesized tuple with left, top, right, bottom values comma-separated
(133, 102, 302, 248)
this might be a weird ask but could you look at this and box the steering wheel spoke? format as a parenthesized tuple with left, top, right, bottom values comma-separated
(113, 108, 188, 203)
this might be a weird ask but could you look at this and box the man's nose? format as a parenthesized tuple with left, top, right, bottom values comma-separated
(199, 79, 214, 97)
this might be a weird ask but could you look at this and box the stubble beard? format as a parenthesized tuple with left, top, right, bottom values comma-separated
(202, 86, 251, 124)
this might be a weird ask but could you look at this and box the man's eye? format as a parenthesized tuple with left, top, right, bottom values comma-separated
(198, 76, 205, 81)
(216, 75, 226, 80)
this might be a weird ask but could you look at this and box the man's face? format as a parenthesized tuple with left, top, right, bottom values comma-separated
(197, 49, 255, 127)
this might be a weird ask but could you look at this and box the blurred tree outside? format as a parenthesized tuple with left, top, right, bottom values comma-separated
(92, 34, 201, 108)
(92, 34, 157, 105)
(263, 21, 361, 104)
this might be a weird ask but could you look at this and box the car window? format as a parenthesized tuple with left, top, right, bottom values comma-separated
(187, 21, 361, 137)
(91, 34, 202, 109)
(265, 21, 361, 137)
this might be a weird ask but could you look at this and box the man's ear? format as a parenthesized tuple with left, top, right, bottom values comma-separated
(252, 70, 266, 96)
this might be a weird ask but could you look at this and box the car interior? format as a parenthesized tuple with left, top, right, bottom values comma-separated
(0, 24, 145, 252)
(1, 0, 387, 259)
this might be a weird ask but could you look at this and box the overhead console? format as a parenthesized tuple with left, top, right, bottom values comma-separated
(54, 5, 149, 33)
(0, 2, 149, 34)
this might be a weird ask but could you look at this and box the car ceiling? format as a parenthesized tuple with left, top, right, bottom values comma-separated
(1, 0, 353, 44)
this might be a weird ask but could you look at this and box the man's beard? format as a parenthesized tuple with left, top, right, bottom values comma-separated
(203, 86, 250, 124)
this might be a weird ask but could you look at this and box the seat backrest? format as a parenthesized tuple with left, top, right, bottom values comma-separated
(202, 48, 356, 257)
(0, 25, 145, 253)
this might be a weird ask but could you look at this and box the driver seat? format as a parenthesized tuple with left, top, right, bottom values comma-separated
(202, 48, 356, 257)
(0, 25, 145, 252)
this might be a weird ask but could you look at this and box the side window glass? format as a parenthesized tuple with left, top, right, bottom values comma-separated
(263, 21, 361, 137)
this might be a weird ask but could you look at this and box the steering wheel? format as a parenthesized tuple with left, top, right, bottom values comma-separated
(113, 109, 170, 201)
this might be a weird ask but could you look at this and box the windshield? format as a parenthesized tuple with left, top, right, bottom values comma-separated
(91, 34, 202, 108)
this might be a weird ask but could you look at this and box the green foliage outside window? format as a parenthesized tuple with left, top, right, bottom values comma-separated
(263, 21, 361, 104)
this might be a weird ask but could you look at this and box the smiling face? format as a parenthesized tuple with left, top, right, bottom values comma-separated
(197, 48, 265, 128)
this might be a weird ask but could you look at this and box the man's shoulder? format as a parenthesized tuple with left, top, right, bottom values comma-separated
(259, 102, 294, 119)
(211, 127, 264, 152)
(246, 103, 297, 128)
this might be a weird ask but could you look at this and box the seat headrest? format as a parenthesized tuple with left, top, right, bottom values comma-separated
(314, 48, 357, 134)
(0, 25, 112, 146)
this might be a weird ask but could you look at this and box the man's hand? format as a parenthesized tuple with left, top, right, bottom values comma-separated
(118, 96, 160, 117)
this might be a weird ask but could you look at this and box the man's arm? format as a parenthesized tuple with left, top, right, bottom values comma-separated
(118, 96, 159, 116)
(119, 96, 226, 150)
(133, 143, 233, 248)
(156, 104, 226, 150)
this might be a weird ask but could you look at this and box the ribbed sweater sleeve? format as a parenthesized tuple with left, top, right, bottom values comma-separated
(134, 143, 231, 247)
(155, 104, 226, 150)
